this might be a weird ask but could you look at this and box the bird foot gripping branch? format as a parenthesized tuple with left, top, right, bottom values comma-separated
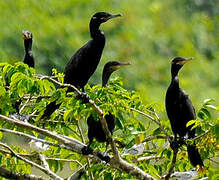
(81, 146, 111, 163)
(76, 92, 90, 104)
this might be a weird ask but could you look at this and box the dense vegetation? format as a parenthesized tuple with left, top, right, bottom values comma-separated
(0, 62, 218, 179)
(0, 0, 218, 179)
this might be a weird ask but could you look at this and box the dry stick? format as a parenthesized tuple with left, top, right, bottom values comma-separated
(0, 128, 69, 150)
(0, 142, 62, 180)
(128, 107, 169, 137)
(0, 147, 83, 166)
(77, 122, 94, 180)
(0, 166, 45, 180)
(192, 130, 210, 141)
(36, 75, 156, 180)
(132, 156, 161, 163)
(66, 164, 87, 180)
(19, 96, 31, 114)
(0, 148, 39, 159)
(163, 148, 178, 180)
(0, 114, 83, 152)
(38, 154, 51, 172)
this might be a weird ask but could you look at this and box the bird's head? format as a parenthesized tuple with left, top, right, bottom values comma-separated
(104, 61, 131, 72)
(171, 57, 193, 76)
(102, 61, 131, 87)
(22, 30, 33, 40)
(91, 12, 122, 24)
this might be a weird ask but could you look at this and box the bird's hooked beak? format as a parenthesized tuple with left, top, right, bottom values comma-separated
(22, 30, 31, 39)
(177, 57, 194, 65)
(104, 13, 122, 21)
(112, 62, 131, 70)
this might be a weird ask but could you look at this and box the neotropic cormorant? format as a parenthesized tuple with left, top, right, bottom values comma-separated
(64, 12, 122, 91)
(82, 61, 131, 155)
(22, 30, 34, 68)
(165, 57, 204, 168)
(41, 12, 121, 119)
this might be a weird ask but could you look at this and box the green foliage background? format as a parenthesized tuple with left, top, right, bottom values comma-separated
(0, 0, 218, 105)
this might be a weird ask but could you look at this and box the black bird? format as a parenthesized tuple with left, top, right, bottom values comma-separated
(22, 30, 34, 68)
(165, 57, 204, 168)
(64, 12, 122, 91)
(82, 61, 131, 156)
(5, 30, 34, 89)
(41, 12, 121, 119)
(7, 30, 35, 112)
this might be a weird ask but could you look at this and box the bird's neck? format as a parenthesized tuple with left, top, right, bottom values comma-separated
(170, 75, 179, 89)
(89, 20, 105, 40)
(24, 39, 32, 53)
(170, 65, 180, 89)
(102, 69, 113, 87)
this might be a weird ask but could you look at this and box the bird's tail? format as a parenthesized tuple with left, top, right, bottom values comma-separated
(187, 143, 204, 170)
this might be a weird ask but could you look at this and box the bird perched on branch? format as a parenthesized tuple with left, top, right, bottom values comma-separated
(165, 57, 204, 168)
(41, 12, 122, 119)
(22, 30, 34, 68)
(82, 61, 131, 157)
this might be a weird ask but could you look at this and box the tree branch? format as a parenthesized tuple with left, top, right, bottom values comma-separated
(0, 166, 45, 180)
(34, 75, 157, 180)
(77, 122, 94, 180)
(66, 164, 87, 180)
(35, 75, 120, 160)
(0, 142, 62, 180)
(132, 156, 161, 163)
(0, 128, 69, 150)
(128, 107, 169, 137)
(163, 148, 178, 180)
(0, 114, 156, 179)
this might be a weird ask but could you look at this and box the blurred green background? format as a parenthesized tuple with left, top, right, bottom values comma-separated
(0, 0, 218, 108)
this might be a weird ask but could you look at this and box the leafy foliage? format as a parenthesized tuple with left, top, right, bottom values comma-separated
(0, 62, 218, 179)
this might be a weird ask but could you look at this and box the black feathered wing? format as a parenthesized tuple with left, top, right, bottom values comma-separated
(178, 89, 196, 138)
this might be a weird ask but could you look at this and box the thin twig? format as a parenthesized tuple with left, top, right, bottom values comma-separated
(66, 164, 87, 180)
(0, 128, 69, 150)
(0, 148, 38, 158)
(163, 149, 178, 180)
(132, 156, 161, 163)
(38, 154, 50, 171)
(128, 107, 169, 137)
(77, 122, 94, 180)
(0, 115, 84, 152)
(0, 142, 62, 180)
(0, 166, 45, 180)
(19, 96, 31, 114)
(192, 130, 210, 141)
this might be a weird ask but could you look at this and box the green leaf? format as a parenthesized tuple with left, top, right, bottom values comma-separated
(63, 109, 74, 121)
(186, 120, 196, 127)
(205, 104, 216, 110)
(116, 118, 124, 130)
(153, 127, 161, 135)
